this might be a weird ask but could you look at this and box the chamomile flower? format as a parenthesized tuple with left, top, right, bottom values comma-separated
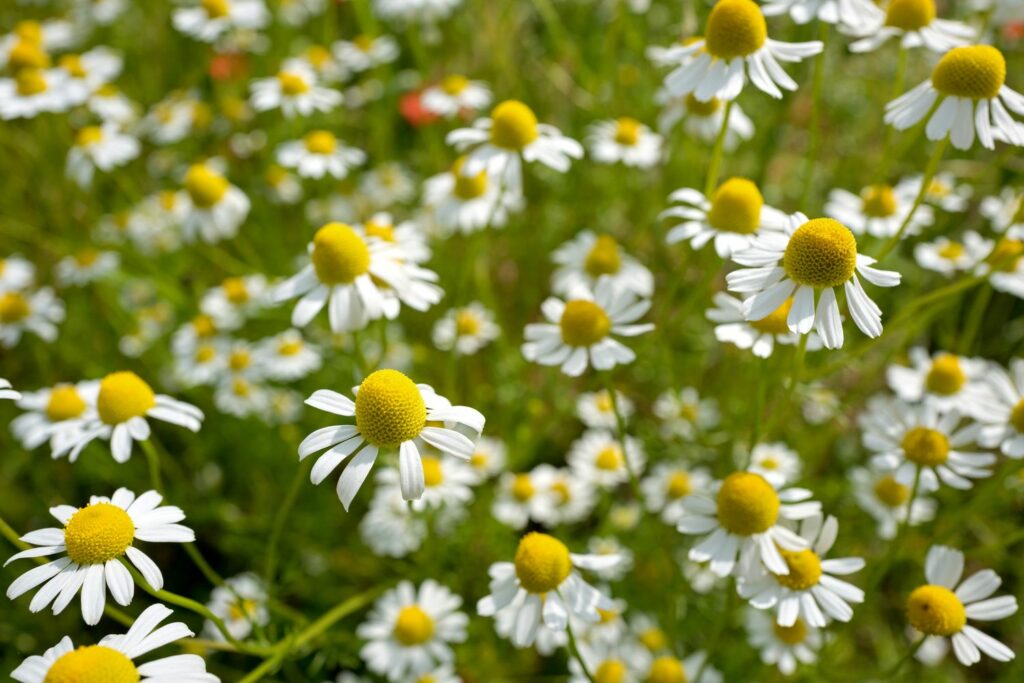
(255, 328, 322, 381)
(577, 389, 634, 429)
(898, 172, 972, 212)
(825, 182, 934, 238)
(662, 178, 788, 258)
(906, 545, 1018, 666)
(661, 0, 823, 102)
(587, 117, 663, 168)
(299, 369, 484, 508)
(739, 515, 865, 627)
(522, 278, 654, 377)
(492, 470, 553, 529)
(11, 381, 97, 452)
(200, 275, 268, 329)
(641, 462, 714, 525)
(976, 359, 1024, 457)
(656, 91, 755, 148)
(0, 378, 19, 401)
(642, 653, 722, 683)
(357, 212, 432, 264)
(447, 99, 584, 197)
(914, 231, 992, 276)
(275, 0, 327, 25)
(357, 580, 467, 682)
(568, 429, 646, 490)
(56, 371, 204, 464)
(653, 387, 720, 440)
(552, 231, 654, 299)
(467, 435, 506, 482)
(727, 214, 901, 350)
(476, 531, 621, 647)
(421, 75, 492, 117)
(676, 471, 822, 577)
(276, 130, 366, 179)
(0, 255, 35, 291)
(265, 163, 303, 203)
(373, 0, 462, 24)
(204, 573, 269, 641)
(333, 34, 400, 73)
(180, 162, 251, 243)
(886, 347, 989, 415)
(981, 188, 1024, 238)
(984, 237, 1024, 298)
(0, 287, 65, 347)
(65, 123, 139, 188)
(432, 302, 500, 355)
(706, 292, 822, 358)
(142, 91, 208, 144)
(860, 396, 995, 492)
(885, 44, 1024, 150)
(360, 484, 427, 558)
(359, 162, 417, 208)
(847, 0, 975, 54)
(173, 0, 270, 43)
(850, 465, 936, 539)
(11, 604, 217, 682)
(747, 442, 802, 487)
(55, 249, 119, 287)
(378, 452, 476, 512)
(761, 0, 881, 28)
(5, 488, 194, 625)
(423, 157, 520, 234)
(569, 639, 646, 683)
(534, 465, 598, 526)
(250, 64, 342, 117)
(745, 608, 824, 676)
(55, 48, 123, 102)
(0, 68, 72, 119)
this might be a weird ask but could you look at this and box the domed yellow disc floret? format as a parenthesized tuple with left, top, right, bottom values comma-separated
(585, 236, 622, 277)
(44, 645, 139, 683)
(595, 445, 623, 471)
(277, 70, 310, 96)
(97, 371, 156, 425)
(595, 659, 627, 683)
(647, 655, 687, 683)
(421, 455, 444, 487)
(363, 218, 394, 243)
(511, 473, 535, 501)
(304, 130, 337, 155)
(861, 185, 897, 218)
(873, 474, 910, 507)
(686, 94, 723, 116)
(451, 156, 488, 199)
(184, 164, 229, 208)
(490, 100, 539, 150)
(937, 242, 965, 260)
(931, 45, 1006, 100)
(455, 310, 481, 336)
(705, 0, 767, 60)
(440, 74, 469, 94)
(884, 0, 936, 31)
(202, 0, 230, 19)
(75, 126, 104, 147)
(222, 277, 249, 304)
(0, 291, 30, 323)
(906, 584, 966, 636)
(783, 218, 858, 289)
(901, 426, 949, 466)
(775, 549, 822, 590)
(773, 618, 809, 645)
(59, 54, 87, 79)
(15, 68, 48, 96)
(925, 354, 965, 395)
(514, 532, 572, 594)
(63, 503, 135, 565)
(750, 297, 793, 335)
(707, 178, 763, 234)
(354, 369, 426, 448)
(8, 40, 50, 71)
(311, 223, 371, 285)
(560, 300, 612, 347)
(1010, 399, 1024, 434)
(392, 604, 435, 646)
(667, 470, 692, 499)
(46, 385, 87, 421)
(716, 472, 780, 535)
(640, 626, 669, 652)
(228, 349, 251, 372)
(613, 117, 642, 146)
(987, 238, 1023, 273)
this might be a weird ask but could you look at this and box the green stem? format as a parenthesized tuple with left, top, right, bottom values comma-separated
(703, 99, 735, 198)
(801, 21, 830, 207)
(603, 376, 642, 498)
(140, 439, 164, 494)
(879, 45, 908, 178)
(874, 138, 948, 262)
(958, 285, 992, 354)
(881, 637, 925, 679)
(184, 543, 224, 587)
(263, 463, 307, 599)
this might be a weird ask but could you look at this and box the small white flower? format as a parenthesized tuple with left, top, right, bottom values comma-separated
(421, 74, 492, 117)
(587, 117, 663, 168)
(747, 442, 802, 487)
(552, 231, 653, 299)
(276, 129, 366, 179)
(11, 381, 98, 453)
(422, 157, 521, 234)
(642, 462, 714, 525)
(914, 231, 992, 277)
(55, 249, 119, 287)
(333, 34, 399, 73)
(825, 182, 933, 238)
(846, 0, 975, 54)
(745, 608, 824, 676)
(250, 63, 342, 118)
(707, 292, 822, 358)
(886, 347, 990, 416)
(179, 162, 251, 243)
(850, 464, 936, 539)
(976, 358, 1024, 458)
(432, 302, 500, 355)
(568, 429, 646, 490)
(576, 389, 633, 430)
(0, 287, 65, 348)
(654, 386, 720, 439)
(655, 89, 754, 148)
(204, 573, 269, 641)
(173, 0, 270, 43)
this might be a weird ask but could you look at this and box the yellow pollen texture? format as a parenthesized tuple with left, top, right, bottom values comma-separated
(422, 455, 444, 487)
(613, 117, 642, 146)
(861, 185, 897, 218)
(901, 426, 950, 466)
(1010, 399, 1024, 434)
(304, 130, 337, 154)
(783, 218, 858, 288)
(514, 532, 572, 594)
(451, 157, 488, 199)
(559, 300, 612, 347)
(594, 659, 626, 683)
(686, 94, 722, 116)
(925, 354, 965, 395)
(704, 0, 767, 60)
(667, 471, 692, 499)
(184, 164, 229, 208)
(311, 223, 371, 285)
(884, 0, 936, 31)
(873, 475, 910, 507)
(277, 71, 310, 95)
(585, 235, 622, 277)
(354, 369, 426, 447)
(707, 178, 763, 234)
(511, 473, 535, 501)
(716, 472, 780, 535)
(44, 645, 139, 683)
(490, 100, 539, 150)
(46, 385, 87, 421)
(63, 503, 135, 565)
(906, 585, 966, 636)
(931, 45, 1006, 100)
(647, 655, 687, 683)
(0, 291, 30, 323)
(773, 618, 809, 645)
(393, 605, 435, 646)
(97, 371, 156, 425)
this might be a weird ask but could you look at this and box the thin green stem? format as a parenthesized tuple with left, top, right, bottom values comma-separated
(880, 637, 925, 679)
(184, 543, 224, 587)
(263, 462, 307, 599)
(874, 138, 948, 261)
(958, 285, 992, 354)
(879, 45, 908, 178)
(704, 99, 735, 198)
(140, 438, 164, 494)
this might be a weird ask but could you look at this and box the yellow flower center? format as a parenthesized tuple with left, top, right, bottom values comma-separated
(667, 471, 693, 499)
(222, 277, 249, 304)
(551, 479, 572, 504)
(277, 71, 310, 96)
(311, 223, 371, 285)
(988, 238, 1024, 273)
(59, 54, 87, 79)
(184, 164, 229, 208)
(440, 74, 469, 95)
(75, 126, 104, 148)
(353, 34, 374, 52)
(559, 300, 612, 347)
(937, 242, 964, 260)
(305, 45, 330, 67)
(901, 426, 950, 467)
(229, 349, 251, 372)
(421, 455, 444, 487)
(884, 0, 936, 31)
(640, 626, 668, 652)
(647, 656, 687, 683)
(772, 618, 809, 645)
(15, 68, 48, 96)
(931, 45, 1006, 100)
(75, 249, 99, 266)
(685, 94, 722, 116)
(8, 40, 50, 71)
(363, 219, 395, 242)
(613, 117, 642, 146)
(63, 503, 135, 565)
(354, 369, 426, 448)
(44, 645, 139, 683)
(595, 659, 627, 683)
(584, 235, 622, 277)
(227, 598, 257, 621)
(451, 156, 488, 199)
(304, 130, 337, 155)
(511, 473, 535, 501)
(906, 585, 966, 636)
(97, 371, 156, 425)
(202, 0, 230, 18)
(277, 338, 303, 356)
(15, 21, 43, 43)
(925, 354, 965, 395)
(598, 607, 619, 624)
(455, 310, 481, 336)
(194, 344, 217, 363)
(514, 532, 572, 594)
(490, 100, 539, 150)
(716, 472, 779, 535)
(595, 445, 623, 471)
(707, 177, 763, 235)
(861, 185, 897, 218)
(0, 291, 30, 323)
(192, 314, 217, 338)
(705, 0, 767, 60)
(46, 385, 87, 421)
(393, 605, 435, 646)
(775, 548, 822, 590)
(232, 378, 251, 397)
(783, 218, 858, 288)
(873, 474, 910, 507)
(750, 297, 794, 335)
(1010, 399, 1024, 434)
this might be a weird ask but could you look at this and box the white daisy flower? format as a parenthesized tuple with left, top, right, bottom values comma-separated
(422, 156, 520, 235)
(914, 231, 992, 277)
(0, 287, 65, 348)
(200, 274, 268, 329)
(655, 90, 755, 149)
(0, 254, 35, 291)
(179, 163, 251, 243)
(141, 90, 206, 145)
(850, 465, 936, 539)
(747, 441, 802, 487)
(653, 386, 720, 440)
(276, 129, 366, 179)
(0, 68, 73, 120)
(55, 248, 120, 287)
(376, 452, 476, 512)
(706, 291, 822, 358)
(825, 182, 934, 238)
(860, 396, 995, 492)
(357, 580, 467, 682)
(333, 34, 399, 73)
(745, 608, 824, 676)
(885, 347, 989, 416)
(214, 376, 271, 419)
(0, 21, 76, 69)
(11, 381, 98, 452)
(846, 0, 975, 54)
(568, 429, 646, 490)
(677, 471, 822, 577)
(762, 0, 881, 28)
(447, 99, 584, 198)
(726, 213, 901, 350)
(976, 358, 1024, 458)
(265, 163, 303, 204)
(360, 486, 427, 558)
(5, 488, 194, 625)
(173, 0, 270, 43)
(421, 74, 492, 117)
(661, 0, 823, 102)
(640, 653, 722, 683)
(552, 231, 654, 299)
(65, 123, 139, 188)
(466, 435, 505, 482)
(204, 572, 269, 641)
(587, 117, 663, 168)
(629, 613, 671, 655)
(533, 465, 597, 526)
(641, 462, 714, 525)
(254, 328, 322, 381)
(522, 278, 654, 377)
(74, 0, 128, 26)
(576, 389, 634, 430)
(585, 537, 634, 582)
(983, 237, 1024, 299)
(250, 63, 342, 118)
(739, 515, 865, 628)
(298, 369, 484, 509)
(432, 302, 500, 355)
(54, 48, 123, 103)
(355, 212, 432, 264)
(359, 162, 417, 208)
(662, 178, 789, 258)
(981, 187, 1024, 238)
(491, 470, 554, 530)
(906, 545, 1018, 666)
(885, 44, 1024, 150)
(570, 638, 647, 683)
(0, 378, 20, 401)
(56, 371, 204, 464)
(800, 382, 842, 425)
(11, 604, 217, 682)
(897, 172, 972, 213)
(476, 532, 622, 647)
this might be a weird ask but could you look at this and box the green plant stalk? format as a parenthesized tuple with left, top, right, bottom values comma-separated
(704, 100, 735, 198)
(875, 137, 948, 261)
(604, 374, 642, 498)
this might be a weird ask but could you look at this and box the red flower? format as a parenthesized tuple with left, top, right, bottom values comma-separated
(209, 52, 249, 82)
(399, 89, 440, 128)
